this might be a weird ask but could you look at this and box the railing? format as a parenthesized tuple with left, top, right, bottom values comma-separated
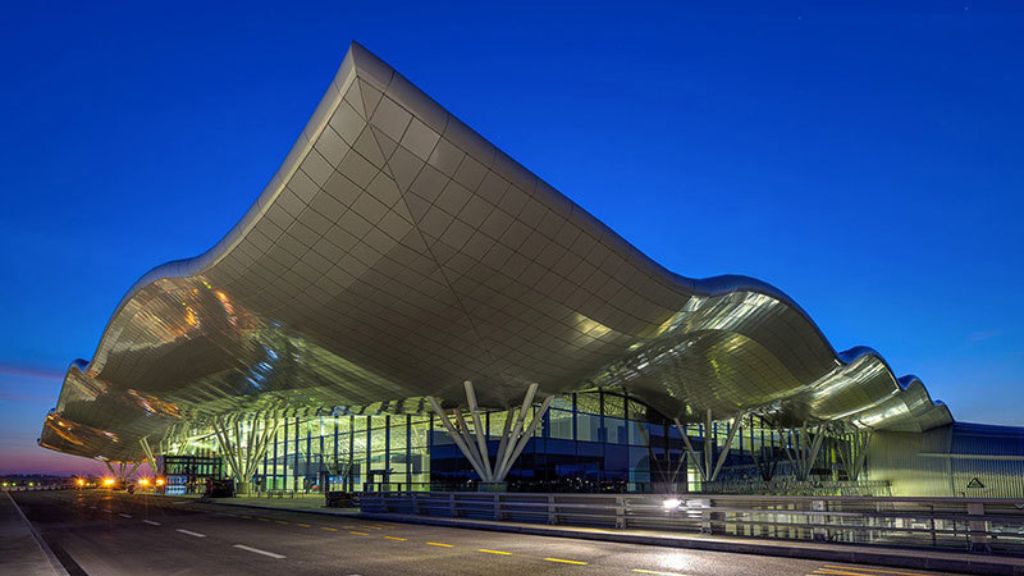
(360, 492, 1024, 556)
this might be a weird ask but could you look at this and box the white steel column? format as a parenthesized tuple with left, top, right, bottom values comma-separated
(139, 436, 158, 477)
(674, 412, 746, 484)
(210, 413, 281, 494)
(428, 382, 553, 485)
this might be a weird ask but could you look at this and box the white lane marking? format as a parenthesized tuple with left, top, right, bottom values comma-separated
(232, 544, 286, 559)
(89, 506, 97, 510)
(176, 529, 206, 538)
(118, 513, 132, 518)
(143, 520, 162, 526)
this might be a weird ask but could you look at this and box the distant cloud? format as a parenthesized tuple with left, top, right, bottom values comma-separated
(0, 362, 64, 381)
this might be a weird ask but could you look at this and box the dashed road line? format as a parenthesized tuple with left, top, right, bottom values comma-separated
(233, 544, 286, 559)
(350, 530, 370, 536)
(118, 513, 132, 518)
(632, 570, 687, 576)
(426, 541, 453, 548)
(143, 520, 162, 526)
(176, 528, 206, 538)
(274, 520, 290, 525)
(383, 535, 407, 541)
(544, 557, 588, 566)
(297, 523, 311, 528)
(321, 526, 339, 532)
(478, 549, 511, 555)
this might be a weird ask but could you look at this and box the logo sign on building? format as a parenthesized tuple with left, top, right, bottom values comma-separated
(966, 477, 985, 489)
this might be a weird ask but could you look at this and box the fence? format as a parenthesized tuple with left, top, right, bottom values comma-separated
(360, 491, 1024, 556)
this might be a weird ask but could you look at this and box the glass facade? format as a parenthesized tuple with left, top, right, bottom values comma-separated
(163, 391, 919, 496)
(241, 391, 765, 494)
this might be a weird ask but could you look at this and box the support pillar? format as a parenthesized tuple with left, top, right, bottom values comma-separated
(674, 410, 747, 488)
(139, 436, 159, 477)
(210, 413, 281, 495)
(428, 382, 553, 487)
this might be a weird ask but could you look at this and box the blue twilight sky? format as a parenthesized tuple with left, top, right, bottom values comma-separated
(1, 2, 1022, 474)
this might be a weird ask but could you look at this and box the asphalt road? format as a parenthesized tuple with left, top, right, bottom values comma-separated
(11, 490, 955, 576)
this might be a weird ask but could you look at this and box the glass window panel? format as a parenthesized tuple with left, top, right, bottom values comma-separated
(603, 393, 625, 418)
(628, 399, 648, 420)
(371, 422, 387, 453)
(577, 392, 601, 415)
(627, 420, 646, 446)
(487, 411, 508, 438)
(605, 416, 627, 444)
(577, 412, 600, 443)
(550, 395, 573, 410)
(549, 409, 573, 440)
(390, 420, 408, 452)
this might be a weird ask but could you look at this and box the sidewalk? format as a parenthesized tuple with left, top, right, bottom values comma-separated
(0, 492, 66, 576)
(199, 496, 1024, 576)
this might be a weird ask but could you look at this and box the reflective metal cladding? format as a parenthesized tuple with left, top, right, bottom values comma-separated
(39, 42, 952, 462)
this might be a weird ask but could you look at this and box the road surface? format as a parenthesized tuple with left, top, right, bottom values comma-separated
(10, 490, 956, 576)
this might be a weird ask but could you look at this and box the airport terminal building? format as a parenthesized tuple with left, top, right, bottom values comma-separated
(40, 44, 1024, 499)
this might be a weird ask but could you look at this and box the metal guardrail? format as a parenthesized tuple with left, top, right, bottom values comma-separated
(360, 492, 1024, 556)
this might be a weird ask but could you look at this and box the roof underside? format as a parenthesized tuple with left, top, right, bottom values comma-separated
(40, 43, 952, 461)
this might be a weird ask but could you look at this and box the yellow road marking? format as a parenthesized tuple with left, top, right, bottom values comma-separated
(816, 570, 891, 576)
(478, 549, 511, 555)
(350, 530, 370, 536)
(321, 527, 338, 532)
(544, 557, 588, 566)
(258, 518, 271, 522)
(383, 536, 407, 541)
(427, 542, 453, 548)
(822, 567, 930, 576)
(274, 520, 289, 525)
(632, 570, 687, 576)
(297, 523, 311, 528)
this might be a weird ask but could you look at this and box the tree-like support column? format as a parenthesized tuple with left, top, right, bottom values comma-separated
(674, 409, 747, 485)
(209, 413, 280, 495)
(139, 436, 158, 477)
(835, 429, 872, 481)
(783, 421, 827, 481)
(428, 382, 553, 488)
(105, 460, 142, 484)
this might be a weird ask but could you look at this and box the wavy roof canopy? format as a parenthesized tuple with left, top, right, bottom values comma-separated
(40, 43, 951, 461)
